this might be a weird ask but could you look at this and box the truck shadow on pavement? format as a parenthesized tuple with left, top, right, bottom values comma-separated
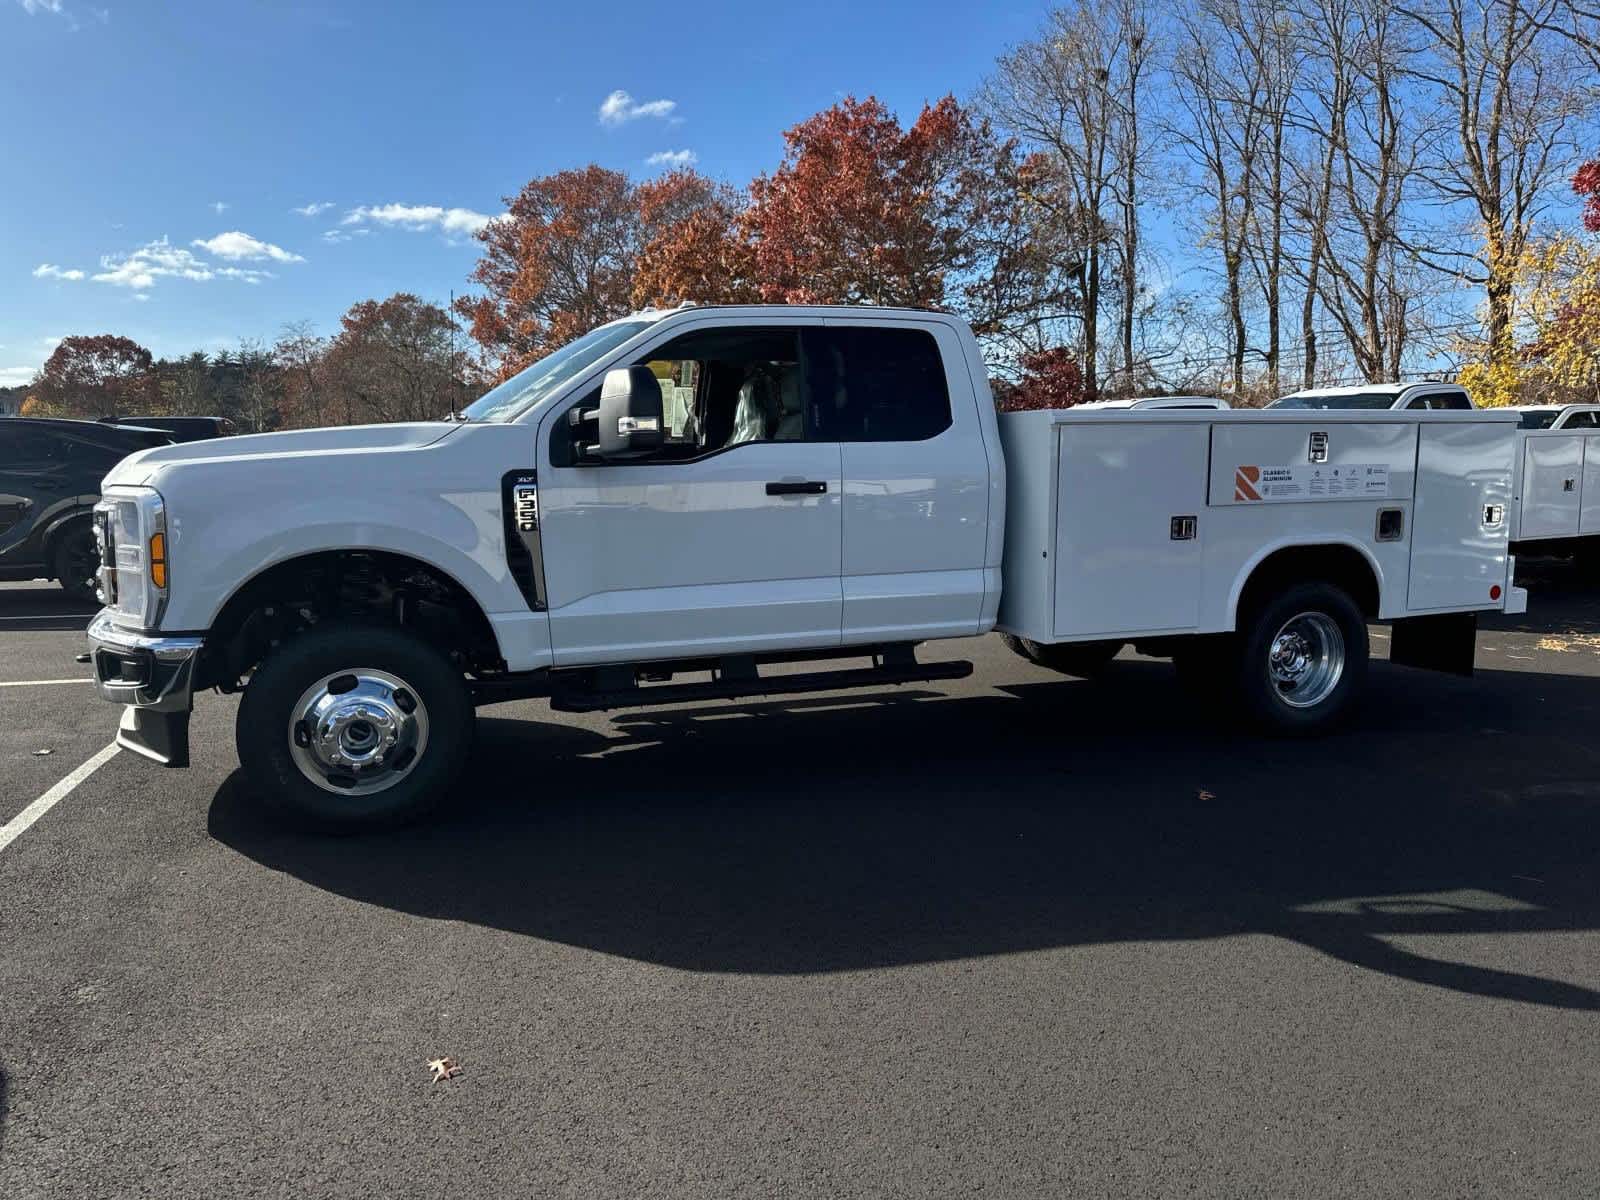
(209, 659, 1600, 1012)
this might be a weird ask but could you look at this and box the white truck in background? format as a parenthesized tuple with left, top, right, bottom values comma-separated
(87, 305, 1526, 830)
(1504, 404, 1600, 554)
(1268, 381, 1475, 412)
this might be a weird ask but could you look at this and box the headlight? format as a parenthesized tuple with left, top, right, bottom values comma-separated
(95, 487, 169, 630)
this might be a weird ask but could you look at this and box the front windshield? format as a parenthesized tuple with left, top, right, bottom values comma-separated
(1268, 393, 1397, 410)
(462, 320, 656, 422)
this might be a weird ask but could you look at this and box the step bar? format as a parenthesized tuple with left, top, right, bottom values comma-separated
(471, 645, 972, 712)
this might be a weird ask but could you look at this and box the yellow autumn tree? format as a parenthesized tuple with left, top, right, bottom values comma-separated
(1457, 231, 1600, 408)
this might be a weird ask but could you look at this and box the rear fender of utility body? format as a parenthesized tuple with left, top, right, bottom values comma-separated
(107, 422, 552, 671)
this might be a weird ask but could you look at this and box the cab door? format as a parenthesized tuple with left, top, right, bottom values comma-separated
(821, 320, 991, 644)
(538, 320, 844, 666)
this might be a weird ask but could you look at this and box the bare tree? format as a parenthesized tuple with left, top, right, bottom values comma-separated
(982, 2, 1153, 400)
(1291, 0, 1442, 380)
(274, 321, 329, 429)
(1167, 0, 1268, 394)
(1397, 0, 1590, 362)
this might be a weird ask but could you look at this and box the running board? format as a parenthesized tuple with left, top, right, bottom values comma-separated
(549, 653, 972, 713)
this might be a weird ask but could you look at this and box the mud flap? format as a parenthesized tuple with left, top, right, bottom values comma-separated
(1388, 612, 1477, 677)
(117, 705, 191, 767)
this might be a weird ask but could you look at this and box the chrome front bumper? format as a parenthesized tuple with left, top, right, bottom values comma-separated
(88, 609, 204, 766)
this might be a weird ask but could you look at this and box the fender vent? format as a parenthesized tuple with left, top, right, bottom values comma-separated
(500, 470, 547, 611)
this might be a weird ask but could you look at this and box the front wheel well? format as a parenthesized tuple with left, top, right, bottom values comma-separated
(199, 550, 503, 690)
(1235, 544, 1380, 625)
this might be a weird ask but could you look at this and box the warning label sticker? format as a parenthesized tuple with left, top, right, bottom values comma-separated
(1234, 463, 1389, 502)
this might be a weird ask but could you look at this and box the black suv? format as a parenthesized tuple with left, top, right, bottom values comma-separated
(0, 419, 176, 600)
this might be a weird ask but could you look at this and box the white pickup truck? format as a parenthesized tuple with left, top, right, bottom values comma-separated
(87, 305, 1527, 828)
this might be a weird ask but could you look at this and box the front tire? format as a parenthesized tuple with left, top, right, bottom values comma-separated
(52, 522, 99, 602)
(236, 623, 475, 831)
(1233, 582, 1368, 734)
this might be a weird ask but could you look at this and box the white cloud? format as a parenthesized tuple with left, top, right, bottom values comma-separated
(293, 201, 335, 217)
(17, 0, 105, 29)
(33, 263, 85, 280)
(0, 366, 37, 387)
(192, 230, 304, 262)
(132, 292, 150, 302)
(215, 266, 272, 284)
(646, 149, 698, 168)
(92, 238, 213, 288)
(210, 200, 228, 214)
(598, 89, 677, 126)
(342, 203, 498, 237)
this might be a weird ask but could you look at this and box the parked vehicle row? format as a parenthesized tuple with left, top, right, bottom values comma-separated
(81, 305, 1524, 830)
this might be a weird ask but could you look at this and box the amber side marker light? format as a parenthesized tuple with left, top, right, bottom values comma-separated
(149, 531, 167, 589)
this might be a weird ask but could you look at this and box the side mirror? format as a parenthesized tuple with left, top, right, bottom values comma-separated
(596, 366, 665, 459)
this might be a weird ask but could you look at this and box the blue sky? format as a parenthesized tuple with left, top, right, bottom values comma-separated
(1, 0, 1041, 385)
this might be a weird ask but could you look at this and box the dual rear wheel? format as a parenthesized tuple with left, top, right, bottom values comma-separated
(1009, 580, 1369, 734)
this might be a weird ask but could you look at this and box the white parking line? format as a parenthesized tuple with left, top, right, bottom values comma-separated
(0, 742, 120, 855)
(0, 678, 92, 687)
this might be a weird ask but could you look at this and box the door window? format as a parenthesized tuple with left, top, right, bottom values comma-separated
(1560, 410, 1600, 429)
(807, 326, 951, 441)
(552, 326, 808, 465)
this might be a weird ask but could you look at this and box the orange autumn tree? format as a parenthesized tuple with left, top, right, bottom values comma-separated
(32, 334, 156, 418)
(458, 97, 1081, 378)
(456, 166, 733, 379)
(743, 95, 987, 308)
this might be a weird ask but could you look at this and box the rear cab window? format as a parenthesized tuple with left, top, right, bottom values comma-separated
(806, 325, 952, 442)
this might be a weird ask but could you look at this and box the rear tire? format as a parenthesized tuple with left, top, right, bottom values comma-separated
(1000, 633, 1124, 678)
(51, 522, 99, 602)
(236, 623, 475, 832)
(1233, 582, 1368, 735)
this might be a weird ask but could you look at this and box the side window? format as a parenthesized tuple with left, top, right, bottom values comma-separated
(808, 326, 952, 442)
(0, 429, 65, 466)
(1563, 410, 1600, 429)
(551, 326, 807, 466)
(1413, 390, 1471, 411)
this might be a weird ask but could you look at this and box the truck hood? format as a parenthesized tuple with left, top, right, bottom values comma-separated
(104, 421, 462, 488)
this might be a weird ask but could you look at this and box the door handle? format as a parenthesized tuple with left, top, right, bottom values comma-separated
(765, 480, 828, 496)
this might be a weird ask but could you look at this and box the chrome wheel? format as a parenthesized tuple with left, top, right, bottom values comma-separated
(1267, 612, 1345, 709)
(287, 668, 429, 796)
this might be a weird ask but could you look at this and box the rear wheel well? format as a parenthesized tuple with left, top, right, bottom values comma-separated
(199, 550, 503, 690)
(1236, 544, 1380, 625)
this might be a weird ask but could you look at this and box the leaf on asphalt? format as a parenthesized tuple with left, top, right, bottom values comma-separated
(33, 748, 54, 756)
(428, 1056, 461, 1083)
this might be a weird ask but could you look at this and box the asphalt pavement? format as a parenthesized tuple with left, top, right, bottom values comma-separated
(1, 570, 1597, 1198)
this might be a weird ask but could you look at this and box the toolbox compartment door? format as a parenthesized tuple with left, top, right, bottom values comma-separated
(1053, 422, 1208, 638)
(1208, 421, 1416, 506)
(1408, 421, 1514, 611)
(1582, 437, 1600, 536)
(1519, 434, 1583, 539)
